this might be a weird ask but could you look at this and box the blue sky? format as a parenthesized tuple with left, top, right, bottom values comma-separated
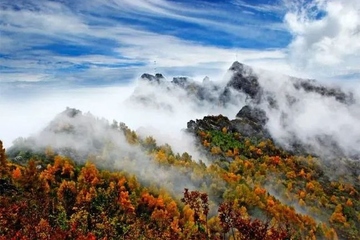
(0, 0, 360, 90)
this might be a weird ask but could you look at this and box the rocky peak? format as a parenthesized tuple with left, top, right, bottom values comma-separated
(202, 76, 210, 84)
(225, 62, 262, 101)
(140, 73, 165, 83)
(172, 77, 190, 88)
(229, 61, 245, 72)
(188, 105, 270, 140)
(63, 107, 82, 118)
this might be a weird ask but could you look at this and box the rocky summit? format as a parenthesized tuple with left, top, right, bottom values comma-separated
(139, 61, 356, 160)
(140, 61, 354, 107)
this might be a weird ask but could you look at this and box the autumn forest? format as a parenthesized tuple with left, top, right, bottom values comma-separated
(0, 111, 359, 240)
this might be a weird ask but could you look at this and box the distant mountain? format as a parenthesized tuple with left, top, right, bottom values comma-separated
(139, 61, 354, 107)
(136, 61, 358, 160)
(6, 107, 128, 165)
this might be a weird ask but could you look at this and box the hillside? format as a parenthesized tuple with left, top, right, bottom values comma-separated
(1, 62, 359, 240)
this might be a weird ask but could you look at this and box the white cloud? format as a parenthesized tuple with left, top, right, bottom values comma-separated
(285, 0, 360, 79)
(0, 73, 48, 82)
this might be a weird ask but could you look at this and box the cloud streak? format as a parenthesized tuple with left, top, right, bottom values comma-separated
(0, 0, 291, 87)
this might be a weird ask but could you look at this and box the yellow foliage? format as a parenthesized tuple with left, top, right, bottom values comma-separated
(298, 169, 306, 178)
(156, 197, 165, 208)
(330, 204, 347, 224)
(210, 146, 221, 155)
(225, 149, 233, 157)
(119, 190, 135, 213)
(306, 182, 315, 191)
(170, 217, 181, 233)
(182, 205, 195, 223)
(330, 195, 338, 204)
(244, 160, 253, 169)
(203, 140, 210, 148)
(224, 172, 241, 183)
(254, 186, 266, 196)
(166, 201, 180, 218)
(257, 141, 266, 149)
(233, 148, 239, 156)
(12, 167, 22, 180)
(346, 199, 353, 207)
(267, 198, 275, 208)
(256, 148, 263, 155)
(61, 161, 74, 178)
(299, 199, 306, 207)
(155, 150, 167, 162)
(299, 190, 306, 199)
(79, 162, 100, 186)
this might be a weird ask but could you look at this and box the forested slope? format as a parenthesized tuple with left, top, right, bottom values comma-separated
(1, 112, 359, 239)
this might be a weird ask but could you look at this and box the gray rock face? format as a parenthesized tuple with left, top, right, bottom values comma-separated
(187, 115, 231, 133)
(236, 105, 268, 126)
(140, 73, 165, 83)
(226, 62, 262, 101)
(225, 61, 354, 106)
(187, 105, 270, 140)
(172, 77, 189, 88)
(63, 107, 81, 118)
(293, 79, 354, 104)
(232, 105, 270, 139)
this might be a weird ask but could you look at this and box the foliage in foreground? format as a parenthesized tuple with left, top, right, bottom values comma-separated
(1, 119, 359, 239)
(0, 141, 288, 239)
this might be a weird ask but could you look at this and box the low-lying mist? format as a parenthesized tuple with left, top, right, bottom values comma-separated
(1, 63, 360, 179)
(1, 64, 360, 218)
(253, 69, 360, 159)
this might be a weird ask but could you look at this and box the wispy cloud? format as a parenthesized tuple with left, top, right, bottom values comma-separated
(232, 0, 285, 14)
(0, 0, 291, 87)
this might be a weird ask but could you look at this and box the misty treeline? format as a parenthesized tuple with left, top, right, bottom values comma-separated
(0, 113, 359, 240)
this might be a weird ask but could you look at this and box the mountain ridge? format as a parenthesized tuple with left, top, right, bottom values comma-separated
(1, 61, 360, 239)
(137, 61, 357, 160)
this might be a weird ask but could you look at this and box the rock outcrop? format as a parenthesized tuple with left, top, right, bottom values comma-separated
(140, 73, 165, 83)
(187, 105, 271, 140)
(225, 62, 262, 101)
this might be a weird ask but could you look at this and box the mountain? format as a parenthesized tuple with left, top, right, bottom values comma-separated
(1, 62, 360, 239)
(137, 61, 358, 159)
(139, 61, 354, 106)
